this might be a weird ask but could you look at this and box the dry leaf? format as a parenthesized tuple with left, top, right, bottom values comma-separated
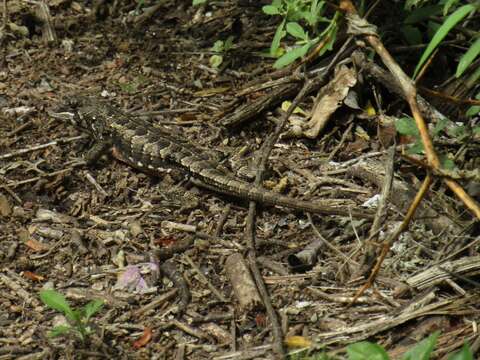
(378, 116, 397, 148)
(133, 327, 153, 349)
(304, 65, 357, 138)
(365, 100, 376, 116)
(281, 101, 307, 115)
(355, 125, 370, 141)
(344, 138, 369, 154)
(25, 239, 49, 252)
(114, 263, 159, 294)
(255, 313, 267, 328)
(285, 335, 312, 348)
(154, 236, 176, 247)
(344, 90, 361, 110)
(0, 194, 12, 217)
(23, 271, 45, 282)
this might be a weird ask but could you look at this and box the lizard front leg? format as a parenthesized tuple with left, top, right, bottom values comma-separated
(84, 140, 113, 165)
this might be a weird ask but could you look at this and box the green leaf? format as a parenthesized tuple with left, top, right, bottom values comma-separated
(467, 105, 480, 117)
(263, 5, 280, 15)
(433, 117, 449, 136)
(466, 91, 480, 117)
(402, 25, 423, 45)
(134, 0, 145, 15)
(440, 155, 456, 170)
(286, 22, 307, 40)
(211, 40, 224, 52)
(304, 13, 316, 27)
(413, 4, 477, 79)
(405, 0, 425, 11)
(320, 24, 337, 55)
(72, 309, 83, 321)
(40, 290, 78, 323)
(443, 0, 460, 16)
(456, 37, 480, 77)
(273, 43, 310, 69)
(49, 325, 72, 338)
(427, 21, 441, 40)
(347, 341, 389, 360)
(83, 299, 104, 321)
(408, 141, 425, 155)
(401, 331, 439, 360)
(192, 0, 206, 5)
(270, 19, 286, 56)
(311, 0, 324, 14)
(224, 36, 234, 51)
(395, 117, 419, 136)
(209, 55, 223, 68)
(473, 126, 480, 134)
(448, 124, 467, 139)
(119, 82, 136, 94)
(309, 0, 325, 25)
(447, 342, 473, 360)
(404, 5, 443, 24)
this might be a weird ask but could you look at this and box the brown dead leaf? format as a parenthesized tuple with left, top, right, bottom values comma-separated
(154, 236, 176, 247)
(304, 65, 357, 138)
(178, 113, 197, 121)
(25, 239, 50, 252)
(133, 327, 153, 349)
(0, 194, 12, 217)
(255, 313, 267, 328)
(285, 335, 312, 348)
(378, 124, 397, 148)
(344, 138, 369, 154)
(23, 271, 45, 282)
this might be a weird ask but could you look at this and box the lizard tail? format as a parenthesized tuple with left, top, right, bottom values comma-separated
(192, 177, 370, 218)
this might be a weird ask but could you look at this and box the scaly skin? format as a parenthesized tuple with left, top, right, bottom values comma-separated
(60, 96, 371, 218)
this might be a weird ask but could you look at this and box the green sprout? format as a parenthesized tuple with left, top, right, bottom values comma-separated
(40, 290, 104, 343)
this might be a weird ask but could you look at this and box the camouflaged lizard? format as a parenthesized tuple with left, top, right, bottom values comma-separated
(54, 96, 371, 218)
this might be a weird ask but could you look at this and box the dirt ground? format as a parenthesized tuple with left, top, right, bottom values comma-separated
(1, 1, 479, 359)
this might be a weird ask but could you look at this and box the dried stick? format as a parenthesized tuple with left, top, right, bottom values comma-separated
(419, 86, 480, 106)
(2, 0, 6, 29)
(359, 146, 395, 272)
(225, 253, 263, 313)
(306, 213, 354, 264)
(0, 0, 7, 67)
(133, 0, 168, 27)
(214, 204, 231, 237)
(2, 162, 85, 188)
(0, 135, 87, 160)
(244, 72, 322, 360)
(185, 255, 227, 303)
(34, 1, 57, 44)
(160, 260, 190, 315)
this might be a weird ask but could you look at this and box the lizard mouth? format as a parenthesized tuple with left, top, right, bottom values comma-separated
(48, 109, 88, 132)
(48, 110, 76, 122)
(48, 95, 86, 123)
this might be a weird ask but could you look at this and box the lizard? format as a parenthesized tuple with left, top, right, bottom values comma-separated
(52, 96, 372, 218)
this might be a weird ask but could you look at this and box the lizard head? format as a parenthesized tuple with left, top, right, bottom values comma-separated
(50, 96, 110, 140)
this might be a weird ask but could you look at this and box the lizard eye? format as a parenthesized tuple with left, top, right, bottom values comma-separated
(64, 95, 91, 110)
(50, 97, 87, 129)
